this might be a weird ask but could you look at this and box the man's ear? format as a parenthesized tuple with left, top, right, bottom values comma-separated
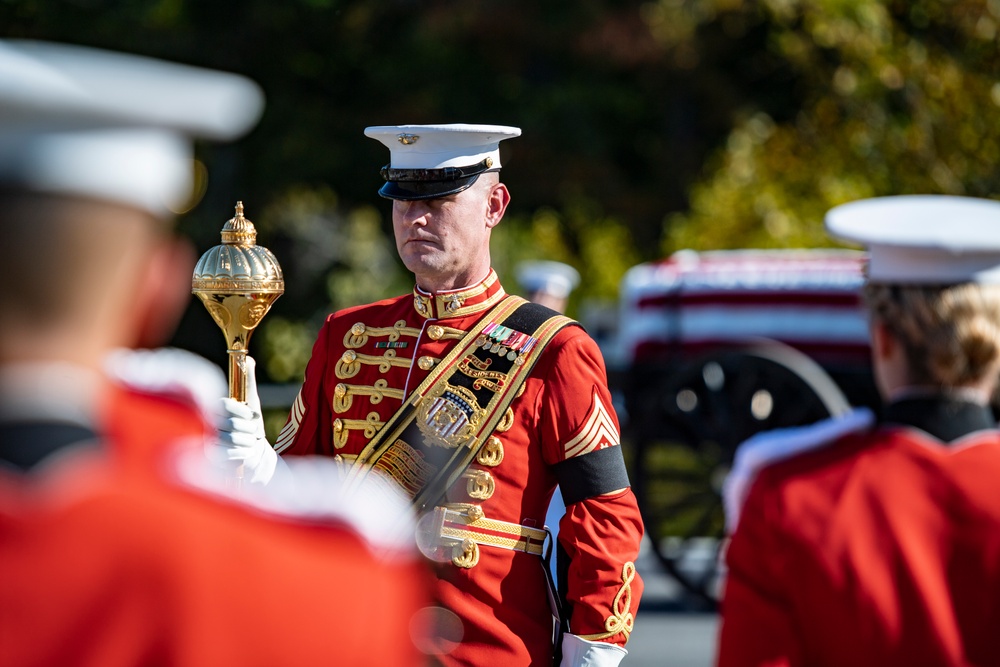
(871, 318, 896, 363)
(485, 182, 510, 229)
(130, 236, 198, 348)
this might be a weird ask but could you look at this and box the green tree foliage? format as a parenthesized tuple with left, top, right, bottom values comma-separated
(1, 0, 726, 252)
(658, 0, 1000, 252)
(4, 0, 999, 379)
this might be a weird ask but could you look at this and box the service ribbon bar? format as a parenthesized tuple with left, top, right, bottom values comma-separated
(477, 322, 539, 365)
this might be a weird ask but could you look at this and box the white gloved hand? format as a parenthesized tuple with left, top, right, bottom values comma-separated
(559, 634, 628, 667)
(211, 356, 277, 485)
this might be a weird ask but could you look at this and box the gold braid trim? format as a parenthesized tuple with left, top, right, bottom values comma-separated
(437, 504, 547, 555)
(578, 561, 636, 642)
(332, 412, 384, 449)
(413, 274, 506, 319)
(335, 349, 411, 380)
(373, 438, 434, 495)
(428, 325, 467, 341)
(476, 436, 504, 467)
(452, 539, 480, 568)
(495, 407, 514, 433)
(332, 379, 404, 413)
(344, 320, 421, 348)
(493, 385, 525, 433)
(463, 469, 495, 500)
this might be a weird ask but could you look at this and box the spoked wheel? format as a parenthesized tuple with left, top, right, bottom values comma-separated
(631, 341, 852, 607)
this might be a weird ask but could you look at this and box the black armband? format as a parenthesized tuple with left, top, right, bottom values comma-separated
(552, 445, 631, 506)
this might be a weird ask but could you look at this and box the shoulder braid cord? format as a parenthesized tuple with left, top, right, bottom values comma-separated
(343, 295, 575, 514)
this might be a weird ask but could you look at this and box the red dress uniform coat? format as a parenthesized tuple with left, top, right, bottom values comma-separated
(718, 402, 1000, 667)
(276, 270, 644, 665)
(0, 374, 429, 667)
(0, 458, 429, 667)
(104, 381, 213, 474)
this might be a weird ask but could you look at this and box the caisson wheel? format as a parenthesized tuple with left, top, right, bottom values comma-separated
(630, 341, 851, 607)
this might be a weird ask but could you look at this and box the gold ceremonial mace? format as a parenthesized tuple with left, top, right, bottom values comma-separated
(192, 201, 284, 403)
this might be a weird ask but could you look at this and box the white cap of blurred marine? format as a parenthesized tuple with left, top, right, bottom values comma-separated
(825, 195, 1000, 284)
(0, 39, 265, 218)
(364, 123, 521, 201)
(517, 260, 581, 300)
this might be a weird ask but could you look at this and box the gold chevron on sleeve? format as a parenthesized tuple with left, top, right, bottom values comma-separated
(562, 390, 621, 458)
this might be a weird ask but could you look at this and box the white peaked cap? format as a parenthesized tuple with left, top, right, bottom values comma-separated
(364, 123, 521, 200)
(364, 124, 521, 169)
(516, 260, 581, 299)
(825, 195, 1000, 284)
(0, 39, 265, 217)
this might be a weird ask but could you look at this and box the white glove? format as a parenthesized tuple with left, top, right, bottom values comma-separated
(211, 356, 277, 485)
(559, 634, 628, 667)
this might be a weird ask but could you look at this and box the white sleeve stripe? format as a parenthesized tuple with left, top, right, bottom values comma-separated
(274, 390, 305, 454)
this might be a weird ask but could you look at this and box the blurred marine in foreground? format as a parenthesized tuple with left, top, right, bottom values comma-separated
(718, 195, 1000, 667)
(0, 39, 427, 667)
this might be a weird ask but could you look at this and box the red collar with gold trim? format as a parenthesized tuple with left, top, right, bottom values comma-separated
(412, 270, 506, 320)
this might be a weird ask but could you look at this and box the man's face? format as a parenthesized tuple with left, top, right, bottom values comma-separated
(391, 177, 504, 291)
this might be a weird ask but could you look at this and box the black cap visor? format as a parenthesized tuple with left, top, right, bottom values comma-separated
(377, 158, 495, 201)
(378, 174, 481, 201)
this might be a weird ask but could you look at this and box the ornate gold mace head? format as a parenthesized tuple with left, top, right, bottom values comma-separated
(192, 201, 284, 402)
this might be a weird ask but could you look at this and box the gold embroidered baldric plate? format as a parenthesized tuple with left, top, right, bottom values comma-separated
(343, 296, 574, 515)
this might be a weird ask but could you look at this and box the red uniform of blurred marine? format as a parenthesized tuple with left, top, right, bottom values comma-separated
(220, 124, 645, 666)
(717, 195, 1000, 667)
(719, 412, 1000, 667)
(0, 39, 428, 667)
(0, 378, 428, 667)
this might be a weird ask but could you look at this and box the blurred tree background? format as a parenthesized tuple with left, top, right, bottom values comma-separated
(4, 0, 1000, 384)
